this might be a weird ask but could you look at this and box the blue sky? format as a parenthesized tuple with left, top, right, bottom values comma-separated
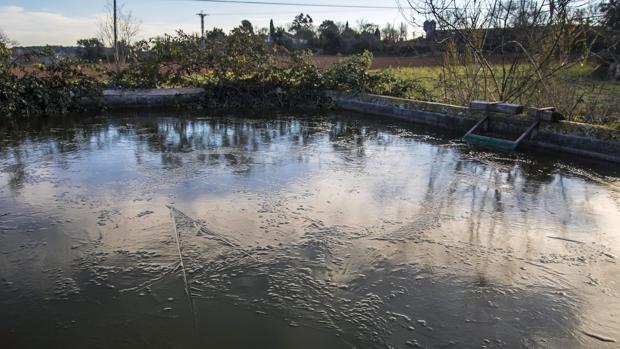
(0, 0, 418, 46)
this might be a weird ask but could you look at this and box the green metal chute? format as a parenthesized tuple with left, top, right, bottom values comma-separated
(463, 115, 539, 152)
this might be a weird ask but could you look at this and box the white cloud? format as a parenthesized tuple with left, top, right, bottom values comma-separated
(0, 6, 197, 47)
(0, 6, 103, 46)
(139, 21, 195, 40)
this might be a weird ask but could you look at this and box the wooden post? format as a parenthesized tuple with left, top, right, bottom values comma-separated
(114, 0, 119, 73)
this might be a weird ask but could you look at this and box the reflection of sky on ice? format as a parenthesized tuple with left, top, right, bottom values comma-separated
(0, 112, 619, 348)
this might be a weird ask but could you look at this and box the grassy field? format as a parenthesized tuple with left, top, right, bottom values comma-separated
(312, 55, 442, 69)
(315, 55, 620, 100)
(370, 63, 620, 125)
(376, 63, 620, 92)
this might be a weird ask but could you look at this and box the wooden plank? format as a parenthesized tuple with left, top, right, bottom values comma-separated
(491, 103, 524, 114)
(514, 121, 540, 147)
(527, 107, 555, 118)
(470, 101, 498, 110)
(542, 111, 564, 122)
(527, 107, 564, 122)
(464, 115, 489, 137)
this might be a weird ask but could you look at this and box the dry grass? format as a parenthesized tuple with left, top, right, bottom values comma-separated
(312, 55, 443, 69)
(317, 54, 619, 125)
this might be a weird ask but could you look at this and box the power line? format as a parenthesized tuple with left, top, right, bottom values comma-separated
(208, 8, 394, 16)
(181, 0, 605, 26)
(114, 0, 119, 73)
(188, 0, 401, 9)
(186, 0, 602, 14)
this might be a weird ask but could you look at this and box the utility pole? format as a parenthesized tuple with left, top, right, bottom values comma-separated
(114, 0, 119, 73)
(197, 11, 208, 48)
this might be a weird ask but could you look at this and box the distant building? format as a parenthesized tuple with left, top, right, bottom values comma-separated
(268, 32, 309, 50)
(423, 20, 437, 39)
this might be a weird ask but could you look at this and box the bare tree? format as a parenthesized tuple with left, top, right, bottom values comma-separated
(0, 30, 10, 64)
(98, 0, 141, 65)
(0, 29, 17, 47)
(397, 0, 591, 110)
(382, 23, 400, 43)
(596, 0, 620, 79)
(399, 22, 409, 41)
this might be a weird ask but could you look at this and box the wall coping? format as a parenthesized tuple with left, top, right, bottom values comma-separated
(328, 91, 620, 163)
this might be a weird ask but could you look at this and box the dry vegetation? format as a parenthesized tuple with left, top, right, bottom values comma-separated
(312, 55, 443, 69)
(386, 64, 620, 124)
(314, 54, 619, 125)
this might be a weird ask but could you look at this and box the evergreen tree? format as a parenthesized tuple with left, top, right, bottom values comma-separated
(240, 20, 254, 34)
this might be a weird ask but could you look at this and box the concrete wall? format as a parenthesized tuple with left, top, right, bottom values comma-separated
(328, 92, 620, 163)
(82, 88, 205, 109)
(80, 88, 620, 163)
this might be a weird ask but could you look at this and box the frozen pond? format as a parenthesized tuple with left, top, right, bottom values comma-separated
(1, 111, 619, 348)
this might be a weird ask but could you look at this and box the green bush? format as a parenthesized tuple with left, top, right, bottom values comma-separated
(1, 32, 429, 117)
(368, 70, 432, 100)
(324, 51, 373, 91)
(0, 51, 101, 117)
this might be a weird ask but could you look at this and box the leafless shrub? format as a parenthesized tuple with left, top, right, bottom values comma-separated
(0, 28, 17, 48)
(398, 0, 593, 108)
(98, 0, 141, 65)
